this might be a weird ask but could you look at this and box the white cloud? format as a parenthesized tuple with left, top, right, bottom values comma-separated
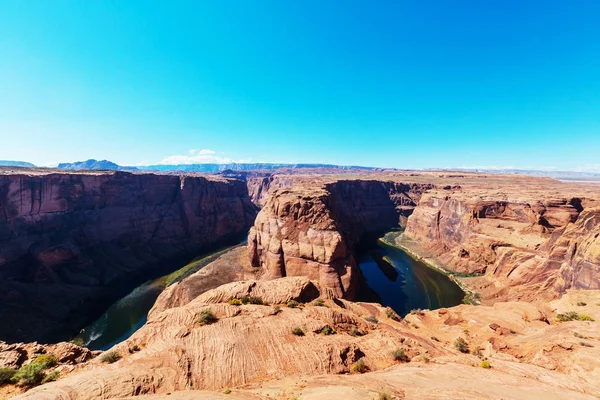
(158, 149, 233, 165)
(574, 164, 600, 173)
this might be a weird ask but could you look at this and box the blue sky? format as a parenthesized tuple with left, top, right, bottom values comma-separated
(1, 1, 599, 171)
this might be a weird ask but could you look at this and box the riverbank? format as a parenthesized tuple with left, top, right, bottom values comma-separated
(378, 231, 481, 305)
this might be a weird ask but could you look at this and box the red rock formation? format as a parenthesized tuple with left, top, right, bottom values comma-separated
(402, 190, 600, 300)
(0, 170, 257, 343)
(248, 180, 432, 298)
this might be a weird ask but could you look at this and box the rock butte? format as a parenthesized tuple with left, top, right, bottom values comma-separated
(1, 168, 600, 399)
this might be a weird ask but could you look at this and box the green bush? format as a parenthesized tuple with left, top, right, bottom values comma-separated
(480, 360, 491, 369)
(223, 388, 232, 394)
(556, 311, 595, 322)
(69, 337, 85, 347)
(0, 368, 16, 385)
(454, 338, 469, 353)
(287, 300, 300, 308)
(386, 309, 400, 321)
(198, 310, 219, 326)
(228, 298, 242, 306)
(12, 363, 46, 387)
(241, 296, 264, 305)
(351, 358, 367, 373)
(32, 354, 57, 369)
(378, 392, 392, 400)
(320, 326, 336, 335)
(291, 327, 305, 336)
(365, 315, 378, 323)
(272, 305, 282, 315)
(42, 370, 59, 383)
(100, 351, 121, 364)
(314, 298, 325, 307)
(10, 354, 59, 387)
(392, 348, 409, 362)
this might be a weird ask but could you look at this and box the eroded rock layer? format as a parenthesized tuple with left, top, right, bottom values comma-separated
(0, 169, 257, 342)
(248, 180, 432, 298)
(248, 173, 600, 302)
(402, 189, 600, 300)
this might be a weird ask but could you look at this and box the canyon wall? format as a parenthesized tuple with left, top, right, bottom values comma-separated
(0, 170, 257, 342)
(402, 190, 600, 300)
(247, 180, 433, 298)
(248, 174, 600, 302)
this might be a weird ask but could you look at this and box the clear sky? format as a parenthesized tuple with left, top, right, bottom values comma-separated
(1, 1, 599, 171)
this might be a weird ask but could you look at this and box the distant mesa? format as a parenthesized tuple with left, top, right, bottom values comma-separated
(0, 160, 36, 168)
(57, 159, 137, 172)
(136, 163, 378, 173)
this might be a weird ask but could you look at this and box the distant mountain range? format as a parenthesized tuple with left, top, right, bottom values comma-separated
(445, 168, 600, 181)
(1, 159, 599, 181)
(136, 163, 377, 173)
(57, 159, 137, 171)
(0, 160, 36, 168)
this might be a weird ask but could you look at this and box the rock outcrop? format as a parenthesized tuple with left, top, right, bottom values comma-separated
(402, 189, 600, 300)
(248, 180, 432, 298)
(0, 169, 257, 343)
(10, 282, 600, 400)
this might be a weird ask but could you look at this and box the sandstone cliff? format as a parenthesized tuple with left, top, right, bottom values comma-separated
(248, 180, 433, 298)
(402, 189, 600, 300)
(0, 169, 257, 343)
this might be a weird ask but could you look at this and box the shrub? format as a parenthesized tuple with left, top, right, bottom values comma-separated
(12, 363, 46, 387)
(556, 311, 595, 322)
(287, 300, 300, 308)
(128, 345, 140, 354)
(272, 305, 282, 315)
(241, 296, 264, 305)
(223, 388, 232, 394)
(0, 368, 16, 385)
(198, 310, 218, 326)
(574, 332, 588, 339)
(378, 392, 392, 400)
(351, 358, 367, 373)
(42, 370, 59, 383)
(480, 360, 491, 369)
(320, 326, 336, 335)
(100, 351, 121, 364)
(577, 302, 587, 306)
(32, 355, 57, 369)
(314, 298, 325, 307)
(291, 327, 305, 336)
(454, 338, 469, 353)
(349, 327, 364, 337)
(392, 348, 409, 362)
(365, 315, 378, 323)
(228, 298, 242, 306)
(69, 337, 85, 347)
(386, 309, 400, 321)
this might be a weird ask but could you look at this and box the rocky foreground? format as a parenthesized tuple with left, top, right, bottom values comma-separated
(5, 274, 599, 399)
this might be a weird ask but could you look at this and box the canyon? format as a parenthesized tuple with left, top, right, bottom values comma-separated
(0, 168, 599, 399)
(0, 168, 256, 343)
(248, 172, 600, 303)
